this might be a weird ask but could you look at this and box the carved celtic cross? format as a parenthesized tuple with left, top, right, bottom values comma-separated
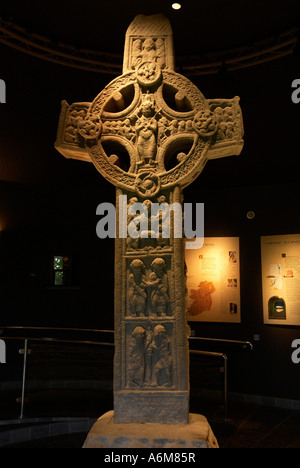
(55, 14, 244, 424)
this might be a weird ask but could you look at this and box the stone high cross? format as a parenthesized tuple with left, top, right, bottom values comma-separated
(55, 14, 244, 424)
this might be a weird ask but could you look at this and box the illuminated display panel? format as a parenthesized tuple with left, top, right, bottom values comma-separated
(261, 234, 300, 325)
(52, 255, 72, 286)
(185, 237, 241, 323)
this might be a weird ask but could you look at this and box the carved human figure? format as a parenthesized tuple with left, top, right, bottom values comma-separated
(126, 197, 140, 251)
(131, 39, 143, 69)
(135, 100, 158, 167)
(122, 119, 135, 141)
(155, 38, 166, 68)
(128, 326, 146, 387)
(170, 120, 178, 134)
(147, 325, 172, 387)
(128, 259, 148, 316)
(158, 116, 170, 141)
(144, 326, 154, 385)
(223, 107, 234, 122)
(141, 38, 156, 62)
(214, 106, 236, 141)
(148, 258, 170, 316)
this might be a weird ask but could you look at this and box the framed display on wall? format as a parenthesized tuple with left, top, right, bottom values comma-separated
(261, 234, 300, 325)
(185, 237, 241, 323)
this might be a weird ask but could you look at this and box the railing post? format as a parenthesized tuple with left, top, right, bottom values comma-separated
(190, 350, 229, 421)
(223, 354, 228, 421)
(20, 339, 28, 419)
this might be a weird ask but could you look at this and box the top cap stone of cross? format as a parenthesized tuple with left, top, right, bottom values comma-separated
(123, 14, 175, 73)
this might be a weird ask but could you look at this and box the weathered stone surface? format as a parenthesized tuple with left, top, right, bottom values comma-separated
(55, 13, 243, 426)
(83, 411, 219, 448)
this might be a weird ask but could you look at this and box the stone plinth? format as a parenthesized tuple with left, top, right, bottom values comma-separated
(82, 411, 219, 448)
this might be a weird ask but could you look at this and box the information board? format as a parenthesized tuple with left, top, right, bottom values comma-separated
(185, 237, 241, 323)
(261, 234, 300, 325)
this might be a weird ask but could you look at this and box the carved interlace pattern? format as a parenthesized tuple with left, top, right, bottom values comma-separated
(81, 68, 219, 194)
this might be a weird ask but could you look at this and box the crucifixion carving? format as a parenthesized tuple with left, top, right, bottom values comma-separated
(55, 14, 244, 424)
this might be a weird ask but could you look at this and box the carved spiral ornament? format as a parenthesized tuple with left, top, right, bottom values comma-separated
(135, 172, 161, 198)
(136, 62, 162, 87)
(77, 116, 102, 140)
(193, 110, 219, 138)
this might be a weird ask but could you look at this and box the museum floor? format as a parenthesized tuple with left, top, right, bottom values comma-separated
(1, 389, 300, 448)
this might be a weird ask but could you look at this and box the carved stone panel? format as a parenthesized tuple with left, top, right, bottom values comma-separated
(123, 14, 175, 73)
(127, 257, 171, 318)
(126, 322, 173, 389)
(125, 194, 172, 253)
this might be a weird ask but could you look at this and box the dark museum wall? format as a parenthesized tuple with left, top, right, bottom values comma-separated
(0, 31, 300, 403)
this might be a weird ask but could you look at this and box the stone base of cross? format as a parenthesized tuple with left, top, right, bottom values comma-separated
(55, 14, 244, 425)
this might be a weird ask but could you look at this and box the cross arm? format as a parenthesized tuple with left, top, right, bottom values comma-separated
(55, 95, 244, 166)
(54, 100, 92, 162)
(206, 96, 244, 160)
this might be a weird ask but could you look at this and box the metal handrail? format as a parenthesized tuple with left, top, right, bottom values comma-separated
(16, 337, 114, 419)
(189, 336, 253, 350)
(0, 326, 252, 420)
(20, 339, 28, 420)
(0, 326, 114, 335)
(0, 326, 253, 348)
